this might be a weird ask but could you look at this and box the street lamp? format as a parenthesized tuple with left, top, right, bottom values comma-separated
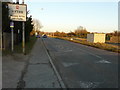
(22, 0, 24, 4)
(16, 0, 19, 4)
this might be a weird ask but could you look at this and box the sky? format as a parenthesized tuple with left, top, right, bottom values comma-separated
(12, 0, 119, 33)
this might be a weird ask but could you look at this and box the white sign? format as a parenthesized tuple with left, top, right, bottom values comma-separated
(8, 4, 27, 21)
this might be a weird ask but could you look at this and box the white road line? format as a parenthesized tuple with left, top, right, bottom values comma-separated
(62, 62, 79, 68)
(79, 81, 102, 88)
(96, 60, 111, 64)
(78, 48, 111, 64)
(78, 48, 103, 59)
(63, 50, 73, 53)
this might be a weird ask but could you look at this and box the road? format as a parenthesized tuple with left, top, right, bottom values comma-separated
(42, 37, 118, 88)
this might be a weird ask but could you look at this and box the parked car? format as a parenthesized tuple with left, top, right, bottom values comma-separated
(36, 35, 40, 38)
(42, 34, 47, 38)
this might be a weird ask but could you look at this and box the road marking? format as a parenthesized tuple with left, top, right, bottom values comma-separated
(96, 60, 111, 64)
(78, 48, 112, 64)
(79, 81, 101, 88)
(62, 62, 79, 68)
(63, 50, 73, 53)
(78, 48, 108, 61)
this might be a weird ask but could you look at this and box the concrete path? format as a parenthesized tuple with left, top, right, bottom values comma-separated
(2, 53, 28, 88)
(23, 38, 60, 88)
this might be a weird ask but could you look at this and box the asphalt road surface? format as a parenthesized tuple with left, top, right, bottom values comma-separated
(42, 37, 118, 89)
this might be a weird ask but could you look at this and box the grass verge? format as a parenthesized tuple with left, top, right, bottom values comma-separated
(3, 36, 37, 56)
(54, 36, 120, 53)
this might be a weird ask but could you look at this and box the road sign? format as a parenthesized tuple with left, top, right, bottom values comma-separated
(10, 22, 14, 28)
(8, 3, 27, 21)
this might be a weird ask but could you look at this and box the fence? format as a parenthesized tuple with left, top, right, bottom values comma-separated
(0, 32, 17, 50)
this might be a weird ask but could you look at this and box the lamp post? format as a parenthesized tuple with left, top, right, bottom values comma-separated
(16, 0, 19, 4)
(22, 0, 24, 4)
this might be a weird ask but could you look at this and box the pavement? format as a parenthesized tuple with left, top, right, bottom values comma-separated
(2, 38, 61, 88)
(23, 38, 60, 88)
(2, 53, 28, 88)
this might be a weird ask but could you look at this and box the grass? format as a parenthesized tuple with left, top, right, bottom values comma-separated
(2, 36, 37, 56)
(54, 36, 120, 53)
(25, 36, 37, 54)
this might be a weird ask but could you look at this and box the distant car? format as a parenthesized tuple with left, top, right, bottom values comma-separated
(36, 35, 40, 38)
(42, 34, 47, 38)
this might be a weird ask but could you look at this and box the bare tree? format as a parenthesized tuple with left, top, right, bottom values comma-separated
(32, 19, 43, 32)
(74, 26, 88, 38)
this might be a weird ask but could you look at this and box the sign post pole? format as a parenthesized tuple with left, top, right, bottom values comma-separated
(22, 22, 25, 54)
(10, 21, 14, 52)
(12, 27, 14, 52)
(22, 1, 25, 55)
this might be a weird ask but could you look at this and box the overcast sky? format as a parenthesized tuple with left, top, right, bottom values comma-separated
(13, 0, 118, 33)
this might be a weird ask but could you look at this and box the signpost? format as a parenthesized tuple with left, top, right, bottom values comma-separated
(10, 21, 14, 52)
(8, 2, 27, 54)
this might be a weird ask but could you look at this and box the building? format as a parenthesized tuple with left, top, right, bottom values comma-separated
(110, 36, 120, 43)
(87, 33, 106, 43)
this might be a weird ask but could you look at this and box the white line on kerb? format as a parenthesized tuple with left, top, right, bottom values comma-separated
(41, 39, 66, 88)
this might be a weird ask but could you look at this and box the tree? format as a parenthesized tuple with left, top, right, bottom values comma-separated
(32, 19, 43, 32)
(74, 26, 88, 38)
(113, 30, 120, 36)
(25, 16, 34, 42)
(2, 2, 10, 33)
(67, 32, 76, 37)
(54, 31, 60, 36)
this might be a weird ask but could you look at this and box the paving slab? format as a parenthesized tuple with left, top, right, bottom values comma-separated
(2, 54, 28, 88)
(23, 39, 60, 88)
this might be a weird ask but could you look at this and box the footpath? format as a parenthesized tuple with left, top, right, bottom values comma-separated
(2, 38, 61, 88)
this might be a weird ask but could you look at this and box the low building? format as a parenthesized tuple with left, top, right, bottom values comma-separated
(110, 36, 120, 43)
(87, 33, 106, 43)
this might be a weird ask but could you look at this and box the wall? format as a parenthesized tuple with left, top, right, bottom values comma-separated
(87, 33, 106, 43)
(87, 34, 94, 43)
(1, 32, 17, 50)
(110, 36, 120, 43)
(94, 34, 106, 43)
